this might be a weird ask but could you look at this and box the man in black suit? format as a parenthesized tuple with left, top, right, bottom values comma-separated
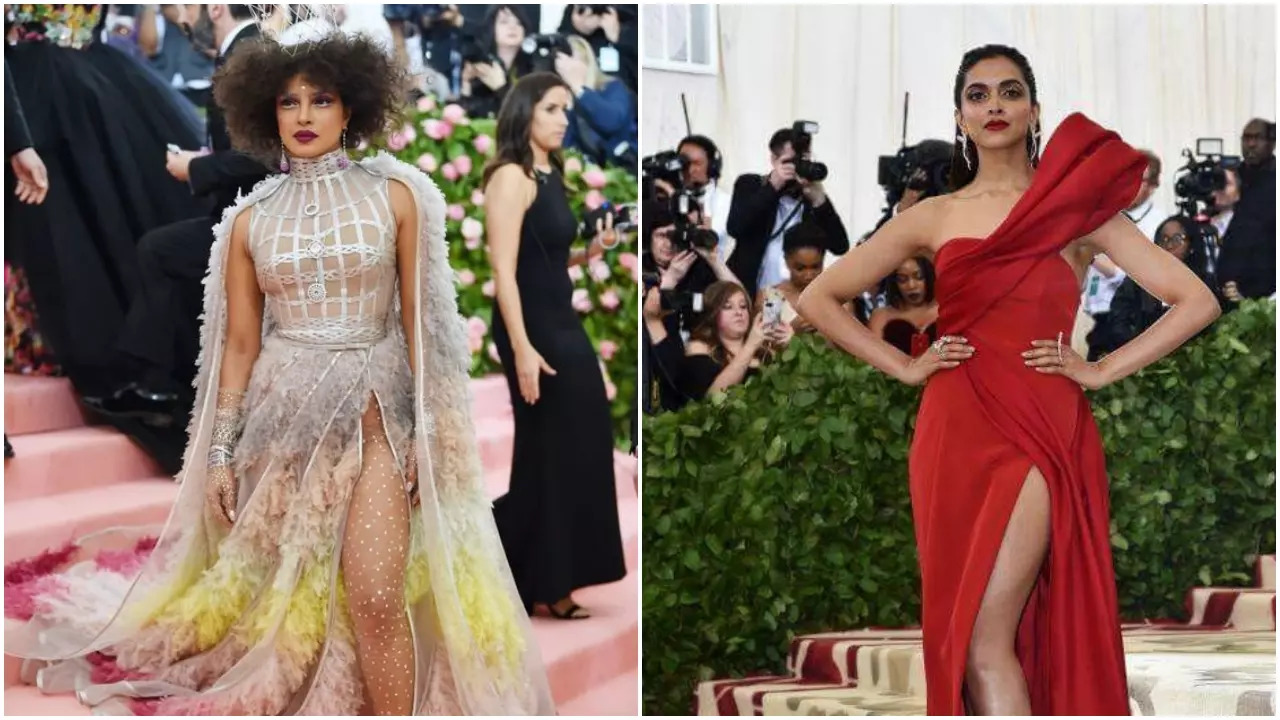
(726, 127, 850, 299)
(88, 4, 268, 423)
(1217, 118, 1276, 302)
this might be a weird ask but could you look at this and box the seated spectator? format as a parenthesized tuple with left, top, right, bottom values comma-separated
(1104, 215, 1221, 350)
(556, 34, 636, 171)
(459, 5, 533, 118)
(867, 256, 939, 357)
(558, 4, 638, 93)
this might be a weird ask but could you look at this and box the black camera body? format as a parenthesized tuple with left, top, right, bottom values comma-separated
(1173, 138, 1242, 217)
(521, 33, 573, 73)
(789, 120, 829, 182)
(669, 191, 718, 252)
(579, 202, 637, 239)
(641, 150, 686, 200)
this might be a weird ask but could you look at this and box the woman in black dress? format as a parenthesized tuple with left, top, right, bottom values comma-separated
(483, 72, 626, 619)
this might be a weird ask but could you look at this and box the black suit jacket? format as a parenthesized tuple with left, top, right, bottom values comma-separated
(1217, 165, 1276, 299)
(4, 61, 33, 157)
(725, 173, 850, 299)
(187, 25, 269, 218)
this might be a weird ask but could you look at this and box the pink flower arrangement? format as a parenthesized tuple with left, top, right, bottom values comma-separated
(416, 153, 438, 173)
(460, 217, 483, 241)
(442, 103, 467, 124)
(589, 260, 611, 282)
(423, 119, 453, 141)
(571, 288, 593, 313)
(453, 154, 473, 176)
(482, 279, 496, 298)
(470, 189, 485, 206)
(582, 167, 608, 189)
(604, 380, 617, 401)
(488, 342, 501, 364)
(456, 269, 476, 287)
(441, 163, 460, 182)
(584, 190, 605, 211)
(387, 132, 408, 152)
(416, 95, 437, 113)
(401, 123, 417, 143)
(465, 236, 482, 251)
(473, 134, 493, 155)
(567, 265, 585, 282)
(447, 204, 466, 221)
(599, 339, 618, 361)
(564, 157, 583, 174)
(618, 252, 640, 281)
(600, 289, 621, 311)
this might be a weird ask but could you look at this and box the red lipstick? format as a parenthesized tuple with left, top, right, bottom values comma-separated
(984, 120, 1010, 131)
(294, 130, 318, 143)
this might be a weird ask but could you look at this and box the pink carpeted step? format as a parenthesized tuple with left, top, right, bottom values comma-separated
(558, 668, 638, 716)
(475, 415, 515, 469)
(4, 375, 92, 436)
(483, 453, 638, 501)
(4, 480, 178, 564)
(3, 428, 163, 502)
(534, 568, 637, 710)
(471, 375, 513, 418)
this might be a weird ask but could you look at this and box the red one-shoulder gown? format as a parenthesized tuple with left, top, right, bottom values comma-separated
(908, 113, 1146, 715)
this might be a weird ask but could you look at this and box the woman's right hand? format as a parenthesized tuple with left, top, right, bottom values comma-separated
(898, 334, 976, 386)
(206, 468, 238, 527)
(475, 62, 507, 91)
(515, 343, 557, 404)
(743, 314, 770, 354)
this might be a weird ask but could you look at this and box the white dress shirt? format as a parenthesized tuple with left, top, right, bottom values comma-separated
(757, 195, 803, 291)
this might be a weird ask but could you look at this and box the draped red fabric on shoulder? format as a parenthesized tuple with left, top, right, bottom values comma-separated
(908, 113, 1146, 715)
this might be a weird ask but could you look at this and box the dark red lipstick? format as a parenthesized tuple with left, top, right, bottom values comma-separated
(293, 130, 318, 143)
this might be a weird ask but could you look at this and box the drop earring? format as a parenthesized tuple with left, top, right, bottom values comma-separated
(279, 141, 290, 173)
(338, 128, 350, 169)
(960, 129, 973, 171)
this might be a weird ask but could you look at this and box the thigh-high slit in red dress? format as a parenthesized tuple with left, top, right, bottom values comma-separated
(908, 113, 1146, 715)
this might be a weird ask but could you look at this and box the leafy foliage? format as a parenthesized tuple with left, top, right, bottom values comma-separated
(642, 301, 1275, 715)
(360, 97, 638, 446)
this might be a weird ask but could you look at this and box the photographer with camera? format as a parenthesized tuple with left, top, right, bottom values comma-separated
(558, 4, 638, 93)
(384, 4, 488, 98)
(727, 123, 851, 299)
(458, 5, 534, 118)
(555, 35, 637, 172)
(1217, 118, 1276, 301)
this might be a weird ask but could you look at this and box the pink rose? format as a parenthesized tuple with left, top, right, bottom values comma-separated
(447, 204, 465, 221)
(567, 265, 585, 282)
(473, 134, 493, 155)
(589, 260, 611, 282)
(416, 153, 438, 173)
(618, 252, 640, 281)
(387, 132, 408, 152)
(401, 123, 417, 143)
(465, 236, 482, 251)
(582, 167, 607, 189)
(416, 95, 437, 113)
(442, 103, 467, 124)
(423, 119, 453, 141)
(456, 269, 476, 287)
(584, 190, 605, 211)
(571, 288, 593, 313)
(604, 380, 617, 401)
(453, 154, 473, 175)
(442, 163, 460, 182)
(487, 342, 501, 364)
(470, 189, 485, 206)
(460, 217, 483, 241)
(482, 279, 496, 298)
(600, 289, 621, 311)
(599, 340, 618, 361)
(564, 156, 583, 174)
(467, 315, 488, 338)
(469, 333, 484, 354)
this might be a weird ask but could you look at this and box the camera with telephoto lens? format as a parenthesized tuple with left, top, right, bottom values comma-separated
(521, 32, 573, 73)
(580, 202, 637, 239)
(668, 191, 718, 252)
(640, 150, 685, 201)
(1173, 138, 1243, 217)
(788, 120, 829, 182)
(878, 140, 952, 202)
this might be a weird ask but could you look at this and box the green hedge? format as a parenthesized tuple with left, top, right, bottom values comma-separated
(641, 300, 1276, 715)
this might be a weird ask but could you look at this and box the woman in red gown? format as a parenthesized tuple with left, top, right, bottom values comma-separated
(796, 44, 1222, 715)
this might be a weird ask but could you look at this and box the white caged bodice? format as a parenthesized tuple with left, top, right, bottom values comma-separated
(249, 149, 399, 349)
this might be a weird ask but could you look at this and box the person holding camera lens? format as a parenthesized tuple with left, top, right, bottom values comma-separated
(726, 124, 851, 300)
(483, 73, 626, 621)
(555, 34, 637, 171)
(1217, 118, 1276, 302)
(797, 45, 1221, 715)
(458, 5, 534, 119)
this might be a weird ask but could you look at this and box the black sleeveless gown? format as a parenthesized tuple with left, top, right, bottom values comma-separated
(491, 168, 627, 611)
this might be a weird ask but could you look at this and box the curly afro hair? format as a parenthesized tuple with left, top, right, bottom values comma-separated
(213, 32, 407, 165)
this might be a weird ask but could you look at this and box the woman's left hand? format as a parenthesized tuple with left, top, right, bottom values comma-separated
(1023, 337, 1108, 390)
(590, 212, 618, 258)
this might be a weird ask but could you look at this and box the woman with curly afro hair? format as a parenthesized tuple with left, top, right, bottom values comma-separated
(6, 26, 553, 718)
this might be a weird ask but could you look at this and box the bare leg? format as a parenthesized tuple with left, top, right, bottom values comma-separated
(963, 466, 1051, 716)
(341, 402, 414, 715)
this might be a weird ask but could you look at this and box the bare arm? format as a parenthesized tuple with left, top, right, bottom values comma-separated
(219, 209, 263, 393)
(485, 165, 536, 353)
(1084, 215, 1221, 386)
(866, 307, 892, 338)
(796, 199, 944, 383)
(389, 179, 419, 380)
(1092, 253, 1121, 279)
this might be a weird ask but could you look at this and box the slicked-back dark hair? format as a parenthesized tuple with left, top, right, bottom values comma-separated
(948, 44, 1041, 191)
